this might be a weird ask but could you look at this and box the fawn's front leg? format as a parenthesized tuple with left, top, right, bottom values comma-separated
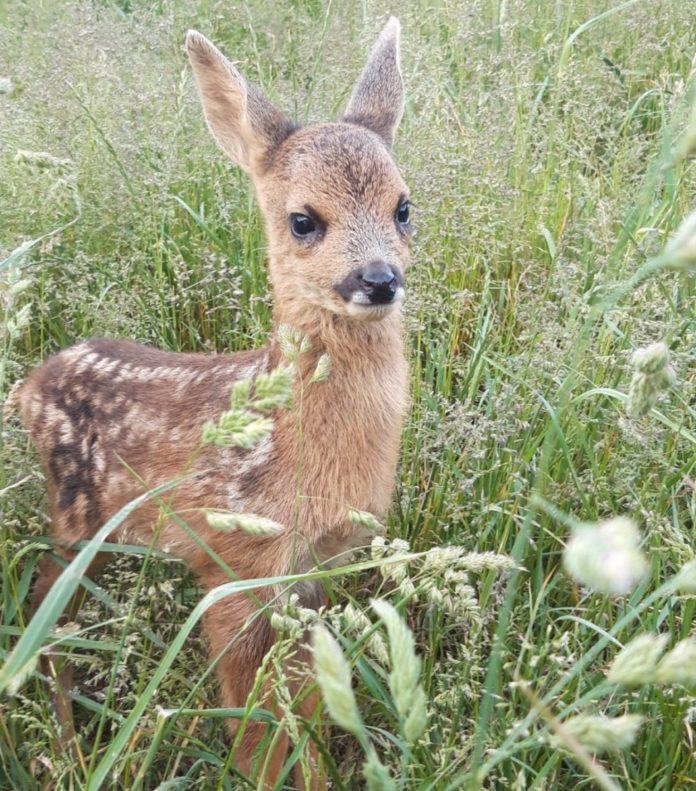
(204, 591, 321, 789)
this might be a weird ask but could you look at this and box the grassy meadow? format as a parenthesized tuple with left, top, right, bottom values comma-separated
(1, 0, 696, 788)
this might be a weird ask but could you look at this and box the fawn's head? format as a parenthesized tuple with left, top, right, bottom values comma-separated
(186, 18, 411, 325)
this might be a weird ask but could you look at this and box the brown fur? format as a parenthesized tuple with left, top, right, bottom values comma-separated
(18, 17, 410, 788)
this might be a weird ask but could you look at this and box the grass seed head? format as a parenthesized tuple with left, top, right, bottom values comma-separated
(631, 343, 670, 375)
(311, 625, 363, 736)
(310, 352, 332, 383)
(363, 751, 396, 791)
(348, 508, 385, 533)
(14, 148, 72, 174)
(563, 517, 647, 595)
(252, 365, 294, 412)
(607, 633, 669, 686)
(663, 209, 696, 270)
(277, 324, 311, 361)
(673, 559, 696, 593)
(371, 599, 427, 741)
(551, 714, 644, 754)
(654, 639, 696, 686)
(627, 342, 676, 417)
(204, 510, 284, 536)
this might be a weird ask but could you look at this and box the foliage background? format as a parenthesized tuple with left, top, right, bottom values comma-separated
(0, 0, 694, 788)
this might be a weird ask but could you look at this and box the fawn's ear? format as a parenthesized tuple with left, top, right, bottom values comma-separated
(186, 31, 294, 173)
(343, 17, 404, 147)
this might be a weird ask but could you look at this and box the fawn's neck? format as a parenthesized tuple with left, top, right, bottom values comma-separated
(270, 304, 407, 399)
(267, 303, 408, 520)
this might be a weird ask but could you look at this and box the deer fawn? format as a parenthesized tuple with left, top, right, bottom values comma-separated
(18, 16, 411, 788)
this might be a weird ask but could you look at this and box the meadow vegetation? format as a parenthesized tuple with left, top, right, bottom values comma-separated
(1, 1, 695, 788)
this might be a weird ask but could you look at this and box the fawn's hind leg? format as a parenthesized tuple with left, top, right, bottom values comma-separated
(32, 549, 109, 750)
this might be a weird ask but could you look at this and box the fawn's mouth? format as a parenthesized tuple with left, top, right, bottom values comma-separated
(344, 287, 406, 320)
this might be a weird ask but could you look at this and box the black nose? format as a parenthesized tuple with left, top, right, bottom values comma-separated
(360, 261, 398, 304)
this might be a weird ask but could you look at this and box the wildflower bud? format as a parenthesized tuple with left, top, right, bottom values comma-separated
(205, 510, 284, 536)
(563, 516, 647, 595)
(673, 559, 696, 593)
(371, 599, 428, 742)
(312, 625, 363, 736)
(663, 209, 696, 270)
(550, 714, 644, 754)
(310, 353, 332, 383)
(607, 633, 668, 686)
(654, 639, 696, 686)
(363, 751, 396, 791)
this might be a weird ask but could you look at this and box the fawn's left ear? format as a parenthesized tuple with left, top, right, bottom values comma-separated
(343, 17, 405, 147)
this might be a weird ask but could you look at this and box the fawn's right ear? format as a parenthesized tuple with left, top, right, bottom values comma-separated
(185, 31, 294, 173)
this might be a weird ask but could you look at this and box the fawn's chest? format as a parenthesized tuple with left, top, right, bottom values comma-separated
(257, 348, 408, 522)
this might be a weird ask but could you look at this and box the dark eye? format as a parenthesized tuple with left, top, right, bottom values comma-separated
(290, 213, 316, 238)
(396, 199, 411, 226)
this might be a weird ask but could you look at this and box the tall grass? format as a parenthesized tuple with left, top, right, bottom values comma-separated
(1, 1, 695, 788)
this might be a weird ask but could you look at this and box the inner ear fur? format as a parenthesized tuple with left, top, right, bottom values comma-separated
(185, 30, 295, 173)
(343, 17, 405, 147)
